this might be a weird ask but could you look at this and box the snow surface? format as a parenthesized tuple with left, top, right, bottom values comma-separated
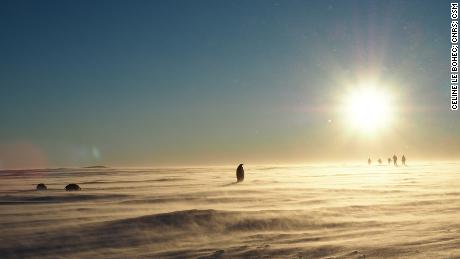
(1, 163, 460, 258)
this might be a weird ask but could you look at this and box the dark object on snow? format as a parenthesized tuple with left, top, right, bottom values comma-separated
(378, 158, 382, 165)
(367, 158, 371, 165)
(65, 184, 81, 191)
(36, 183, 47, 191)
(236, 164, 244, 182)
(402, 155, 406, 166)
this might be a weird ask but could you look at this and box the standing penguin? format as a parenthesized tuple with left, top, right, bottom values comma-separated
(236, 164, 244, 182)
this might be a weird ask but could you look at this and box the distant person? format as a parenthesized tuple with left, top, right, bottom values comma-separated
(393, 154, 398, 166)
(402, 155, 406, 166)
(387, 158, 391, 165)
(378, 158, 382, 165)
(236, 164, 244, 182)
(368, 158, 371, 165)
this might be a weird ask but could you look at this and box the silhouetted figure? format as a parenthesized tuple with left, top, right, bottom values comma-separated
(236, 164, 244, 182)
(402, 155, 406, 166)
(368, 158, 371, 165)
(387, 158, 391, 164)
(392, 154, 398, 166)
(36, 183, 47, 191)
(65, 184, 81, 191)
(378, 158, 382, 165)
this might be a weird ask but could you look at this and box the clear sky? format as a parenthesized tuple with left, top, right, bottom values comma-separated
(0, 0, 458, 169)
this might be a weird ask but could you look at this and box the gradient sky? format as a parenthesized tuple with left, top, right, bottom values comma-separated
(0, 0, 458, 169)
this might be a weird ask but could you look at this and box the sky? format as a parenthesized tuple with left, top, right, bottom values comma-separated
(0, 0, 458, 169)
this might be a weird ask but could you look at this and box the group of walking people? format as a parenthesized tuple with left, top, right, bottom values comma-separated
(368, 154, 406, 166)
(235, 155, 408, 183)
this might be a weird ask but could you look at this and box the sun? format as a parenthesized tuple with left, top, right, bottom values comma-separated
(343, 86, 393, 133)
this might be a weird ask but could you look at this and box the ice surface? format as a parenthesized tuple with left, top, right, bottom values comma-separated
(1, 163, 460, 258)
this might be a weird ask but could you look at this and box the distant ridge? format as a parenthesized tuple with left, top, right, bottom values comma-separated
(83, 166, 108, 169)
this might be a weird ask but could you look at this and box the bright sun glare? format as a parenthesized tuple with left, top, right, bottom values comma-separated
(343, 86, 393, 133)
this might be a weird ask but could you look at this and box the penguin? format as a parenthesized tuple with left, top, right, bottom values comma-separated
(236, 164, 244, 182)
(65, 183, 81, 191)
(36, 183, 47, 191)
